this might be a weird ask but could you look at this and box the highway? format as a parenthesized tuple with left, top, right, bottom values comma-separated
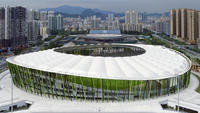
(153, 34, 200, 59)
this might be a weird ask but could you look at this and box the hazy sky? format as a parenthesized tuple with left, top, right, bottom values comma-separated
(0, 0, 200, 13)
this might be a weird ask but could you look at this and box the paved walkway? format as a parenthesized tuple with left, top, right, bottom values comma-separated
(0, 71, 200, 112)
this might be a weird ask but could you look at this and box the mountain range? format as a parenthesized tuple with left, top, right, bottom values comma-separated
(39, 5, 169, 18)
(39, 5, 115, 15)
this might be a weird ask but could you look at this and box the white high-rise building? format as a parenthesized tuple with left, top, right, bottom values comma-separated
(40, 11, 48, 21)
(108, 14, 114, 21)
(48, 11, 54, 16)
(125, 10, 138, 25)
(123, 10, 141, 32)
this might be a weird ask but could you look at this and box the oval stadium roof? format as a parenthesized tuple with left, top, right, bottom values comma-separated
(6, 44, 191, 80)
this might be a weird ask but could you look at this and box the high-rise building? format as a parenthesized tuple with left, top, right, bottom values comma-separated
(170, 8, 200, 44)
(0, 7, 5, 48)
(123, 10, 141, 32)
(48, 12, 64, 31)
(9, 6, 28, 48)
(141, 12, 147, 23)
(125, 10, 138, 25)
(40, 11, 48, 21)
(26, 9, 41, 43)
(187, 10, 198, 42)
(176, 9, 181, 37)
(170, 9, 176, 37)
(48, 14, 57, 30)
(48, 11, 54, 16)
(56, 14, 64, 30)
(33, 10, 40, 20)
(108, 14, 114, 21)
(198, 12, 200, 39)
(28, 20, 40, 42)
(181, 9, 187, 39)
(154, 16, 170, 34)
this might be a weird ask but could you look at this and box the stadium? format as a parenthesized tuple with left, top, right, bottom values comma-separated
(6, 44, 191, 102)
(76, 30, 128, 43)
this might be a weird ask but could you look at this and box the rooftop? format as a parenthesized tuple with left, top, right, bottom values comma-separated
(6, 44, 191, 80)
(89, 30, 121, 34)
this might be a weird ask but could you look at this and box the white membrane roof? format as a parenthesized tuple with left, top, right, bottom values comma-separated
(6, 44, 191, 80)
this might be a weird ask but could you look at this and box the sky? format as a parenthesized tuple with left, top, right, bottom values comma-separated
(0, 0, 200, 13)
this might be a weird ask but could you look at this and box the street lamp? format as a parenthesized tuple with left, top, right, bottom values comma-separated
(177, 75, 180, 112)
(11, 76, 13, 112)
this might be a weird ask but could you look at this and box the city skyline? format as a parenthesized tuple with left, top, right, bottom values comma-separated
(0, 0, 200, 13)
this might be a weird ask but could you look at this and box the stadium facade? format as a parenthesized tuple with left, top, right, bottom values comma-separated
(78, 30, 125, 43)
(6, 44, 191, 102)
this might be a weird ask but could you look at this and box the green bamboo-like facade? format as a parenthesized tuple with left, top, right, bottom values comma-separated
(7, 62, 191, 102)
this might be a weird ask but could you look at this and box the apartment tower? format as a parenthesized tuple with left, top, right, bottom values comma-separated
(170, 8, 200, 44)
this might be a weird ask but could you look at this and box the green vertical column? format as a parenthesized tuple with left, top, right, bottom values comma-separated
(44, 72, 50, 97)
(168, 79, 171, 95)
(106, 80, 109, 102)
(27, 68, 35, 94)
(22, 67, 29, 92)
(48, 72, 54, 98)
(33, 70, 39, 95)
(185, 73, 187, 88)
(97, 79, 99, 102)
(129, 80, 132, 101)
(116, 80, 119, 102)
(24, 67, 32, 93)
(36, 70, 42, 95)
(70, 76, 74, 99)
(13, 65, 21, 88)
(186, 72, 189, 87)
(7, 63, 17, 85)
(32, 70, 38, 95)
(139, 81, 143, 100)
(65, 76, 70, 97)
(13, 64, 21, 87)
(148, 80, 152, 99)
(52, 73, 58, 99)
(153, 81, 156, 98)
(181, 75, 184, 89)
(188, 71, 191, 86)
(92, 78, 96, 100)
(133, 81, 136, 101)
(40, 71, 46, 96)
(16, 65, 25, 89)
(80, 77, 86, 100)
(74, 76, 77, 100)
(101, 79, 103, 102)
(61, 75, 66, 98)
(33, 70, 38, 95)
(154, 80, 157, 98)
(55, 73, 60, 97)
(161, 80, 163, 96)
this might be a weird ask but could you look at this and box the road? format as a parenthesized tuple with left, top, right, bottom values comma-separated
(153, 34, 200, 59)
